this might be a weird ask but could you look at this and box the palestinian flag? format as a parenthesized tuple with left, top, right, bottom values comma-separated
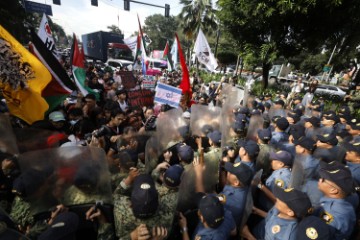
(71, 34, 99, 100)
(163, 40, 174, 71)
(29, 29, 76, 112)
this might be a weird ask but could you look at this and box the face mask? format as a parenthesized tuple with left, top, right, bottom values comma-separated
(69, 120, 79, 126)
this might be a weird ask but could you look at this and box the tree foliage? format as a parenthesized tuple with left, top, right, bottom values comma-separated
(107, 25, 122, 35)
(179, 0, 218, 40)
(143, 14, 178, 50)
(217, 0, 360, 88)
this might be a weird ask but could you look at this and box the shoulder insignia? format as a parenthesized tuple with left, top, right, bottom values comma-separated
(320, 211, 334, 224)
(217, 194, 226, 204)
(275, 179, 284, 188)
(271, 225, 281, 234)
(234, 162, 241, 167)
(306, 227, 318, 239)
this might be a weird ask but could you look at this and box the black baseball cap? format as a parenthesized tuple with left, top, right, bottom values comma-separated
(38, 212, 79, 240)
(207, 130, 222, 145)
(317, 133, 338, 146)
(274, 186, 313, 218)
(275, 117, 289, 131)
(294, 137, 317, 152)
(319, 162, 354, 195)
(257, 128, 272, 141)
(304, 117, 321, 128)
(237, 140, 260, 158)
(270, 150, 293, 166)
(224, 162, 254, 186)
(131, 174, 159, 218)
(343, 139, 360, 154)
(323, 113, 340, 124)
(198, 195, 224, 229)
(349, 118, 360, 130)
(163, 164, 184, 188)
(274, 99, 285, 107)
(289, 124, 305, 140)
(177, 144, 194, 164)
(296, 216, 331, 240)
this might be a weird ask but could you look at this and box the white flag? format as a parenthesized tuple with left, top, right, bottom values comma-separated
(194, 29, 218, 72)
(37, 13, 59, 59)
(124, 36, 138, 57)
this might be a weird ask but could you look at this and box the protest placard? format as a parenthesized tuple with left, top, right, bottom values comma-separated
(127, 89, 154, 108)
(119, 71, 136, 89)
(142, 75, 157, 90)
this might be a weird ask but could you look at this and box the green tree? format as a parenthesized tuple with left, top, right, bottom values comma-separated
(107, 25, 122, 35)
(143, 14, 178, 50)
(179, 0, 218, 40)
(217, 0, 360, 88)
(0, 0, 28, 43)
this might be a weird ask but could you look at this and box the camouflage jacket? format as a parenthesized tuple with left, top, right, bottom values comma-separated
(10, 196, 34, 228)
(113, 189, 178, 239)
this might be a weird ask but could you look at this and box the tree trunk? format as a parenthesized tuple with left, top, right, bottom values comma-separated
(262, 62, 271, 89)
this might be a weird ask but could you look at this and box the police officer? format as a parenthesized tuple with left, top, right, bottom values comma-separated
(270, 117, 289, 148)
(252, 187, 312, 240)
(180, 194, 236, 240)
(296, 215, 331, 240)
(343, 139, 360, 185)
(235, 140, 259, 173)
(258, 150, 293, 211)
(315, 162, 356, 240)
(315, 132, 346, 163)
(221, 161, 254, 226)
(294, 136, 319, 180)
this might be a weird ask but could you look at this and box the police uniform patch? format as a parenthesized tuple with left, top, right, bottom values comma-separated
(234, 162, 241, 167)
(320, 211, 334, 224)
(271, 225, 281, 234)
(140, 183, 151, 189)
(217, 194, 227, 204)
(275, 179, 284, 188)
(306, 227, 318, 239)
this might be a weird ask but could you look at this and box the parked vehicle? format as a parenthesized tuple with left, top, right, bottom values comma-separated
(304, 84, 346, 100)
(268, 64, 292, 84)
(82, 31, 134, 65)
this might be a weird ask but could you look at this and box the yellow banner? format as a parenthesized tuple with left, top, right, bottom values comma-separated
(0, 25, 51, 124)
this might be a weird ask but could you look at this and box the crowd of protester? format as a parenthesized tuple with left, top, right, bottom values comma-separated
(0, 63, 360, 240)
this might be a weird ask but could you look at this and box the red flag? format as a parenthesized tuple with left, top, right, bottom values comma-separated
(163, 41, 169, 59)
(175, 34, 191, 103)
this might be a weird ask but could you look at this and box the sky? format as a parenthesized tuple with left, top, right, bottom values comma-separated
(30, 0, 183, 38)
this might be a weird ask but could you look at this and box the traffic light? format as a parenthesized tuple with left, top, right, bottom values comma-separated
(165, 4, 170, 18)
(91, 0, 98, 6)
(53, 0, 61, 5)
(124, 0, 130, 11)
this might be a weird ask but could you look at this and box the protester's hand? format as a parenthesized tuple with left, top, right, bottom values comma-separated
(151, 226, 167, 240)
(1, 158, 14, 170)
(130, 224, 151, 240)
(163, 151, 172, 162)
(222, 156, 230, 162)
(110, 135, 121, 143)
(193, 156, 203, 175)
(85, 206, 107, 225)
(124, 167, 140, 187)
(155, 162, 170, 172)
(178, 212, 187, 229)
(89, 135, 100, 147)
(195, 137, 202, 148)
(48, 204, 67, 225)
